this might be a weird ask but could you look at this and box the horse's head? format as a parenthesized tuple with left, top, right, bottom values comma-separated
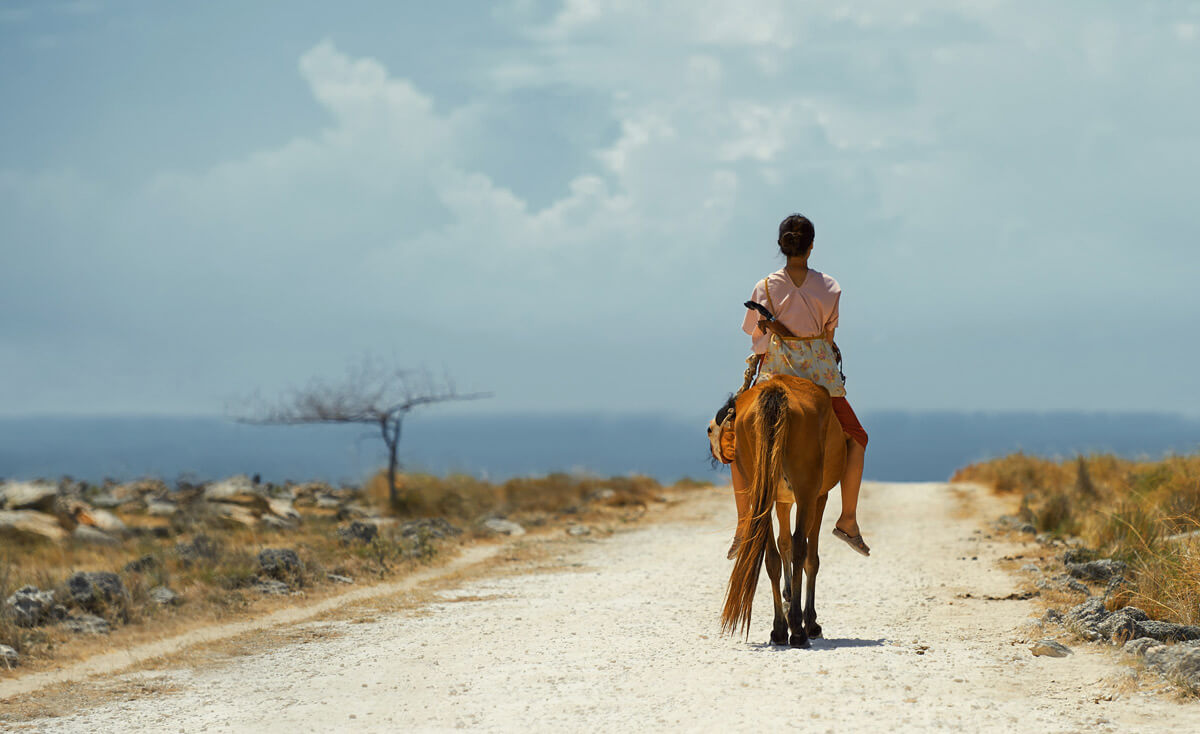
(706, 417, 722, 463)
(707, 395, 737, 465)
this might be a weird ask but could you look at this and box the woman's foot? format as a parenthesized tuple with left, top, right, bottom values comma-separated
(726, 534, 742, 560)
(832, 527, 870, 556)
(833, 521, 870, 557)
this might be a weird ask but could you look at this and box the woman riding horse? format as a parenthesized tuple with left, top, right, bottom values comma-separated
(725, 213, 870, 559)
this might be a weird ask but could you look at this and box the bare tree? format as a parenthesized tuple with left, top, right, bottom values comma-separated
(237, 359, 489, 506)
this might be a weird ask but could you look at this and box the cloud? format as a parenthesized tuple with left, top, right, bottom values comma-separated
(3, 5, 1200, 416)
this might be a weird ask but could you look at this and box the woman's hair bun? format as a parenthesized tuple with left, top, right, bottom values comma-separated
(778, 214, 814, 256)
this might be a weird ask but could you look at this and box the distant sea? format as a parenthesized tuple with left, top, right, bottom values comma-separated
(2, 412, 1199, 486)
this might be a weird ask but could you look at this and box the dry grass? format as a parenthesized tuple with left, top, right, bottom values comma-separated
(953, 452, 1200, 624)
(2, 471, 712, 675)
(365, 470, 675, 519)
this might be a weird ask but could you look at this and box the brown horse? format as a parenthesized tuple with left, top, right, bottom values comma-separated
(719, 374, 847, 647)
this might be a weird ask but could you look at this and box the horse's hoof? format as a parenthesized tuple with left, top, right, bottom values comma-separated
(806, 622, 823, 638)
(770, 629, 788, 646)
(789, 633, 809, 648)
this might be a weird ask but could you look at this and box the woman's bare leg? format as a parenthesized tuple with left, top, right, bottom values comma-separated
(835, 438, 866, 538)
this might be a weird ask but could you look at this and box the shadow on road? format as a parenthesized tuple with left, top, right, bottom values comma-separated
(746, 637, 887, 651)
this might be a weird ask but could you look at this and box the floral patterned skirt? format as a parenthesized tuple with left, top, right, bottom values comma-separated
(757, 334, 846, 398)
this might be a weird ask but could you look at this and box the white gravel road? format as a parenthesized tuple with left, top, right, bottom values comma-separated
(19, 482, 1200, 732)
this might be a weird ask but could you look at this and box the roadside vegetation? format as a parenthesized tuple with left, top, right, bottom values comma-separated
(953, 452, 1200, 625)
(1, 470, 711, 674)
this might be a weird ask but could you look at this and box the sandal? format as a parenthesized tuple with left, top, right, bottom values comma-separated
(832, 527, 871, 557)
(726, 534, 742, 560)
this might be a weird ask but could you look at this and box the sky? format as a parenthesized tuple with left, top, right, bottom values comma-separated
(2, 1, 1199, 419)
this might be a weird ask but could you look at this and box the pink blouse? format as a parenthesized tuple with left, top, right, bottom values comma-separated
(742, 269, 841, 354)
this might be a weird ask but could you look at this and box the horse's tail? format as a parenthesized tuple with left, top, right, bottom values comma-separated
(721, 383, 789, 637)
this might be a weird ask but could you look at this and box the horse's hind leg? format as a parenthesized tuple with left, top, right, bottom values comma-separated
(786, 504, 810, 648)
(776, 501, 793, 603)
(803, 493, 830, 638)
(764, 536, 788, 645)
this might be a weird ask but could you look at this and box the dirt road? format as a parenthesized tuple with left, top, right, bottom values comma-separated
(18, 482, 1200, 732)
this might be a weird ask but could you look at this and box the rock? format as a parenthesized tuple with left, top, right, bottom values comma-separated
(148, 586, 180, 606)
(1065, 597, 1109, 639)
(76, 507, 126, 534)
(177, 535, 221, 566)
(4, 586, 61, 627)
(1145, 644, 1200, 692)
(0, 510, 68, 542)
(1042, 608, 1064, 625)
(204, 476, 267, 508)
(1019, 563, 1040, 573)
(327, 574, 354, 584)
(1019, 523, 1036, 534)
(315, 495, 341, 510)
(1066, 559, 1127, 583)
(63, 613, 111, 634)
(257, 548, 302, 580)
(1061, 548, 1095, 564)
(124, 555, 159, 573)
(265, 498, 301, 523)
(482, 518, 525, 536)
(145, 500, 178, 517)
(66, 571, 127, 611)
(253, 579, 291, 595)
(398, 518, 460, 540)
(1136, 620, 1200, 643)
(1030, 640, 1073, 657)
(338, 521, 378, 545)
(1124, 637, 1163, 657)
(210, 503, 259, 527)
(260, 514, 297, 531)
(567, 525, 591, 537)
(336, 504, 374, 521)
(1097, 606, 1150, 643)
(1, 481, 58, 511)
(88, 492, 123, 509)
(590, 488, 616, 502)
(0, 644, 17, 668)
(72, 525, 119, 546)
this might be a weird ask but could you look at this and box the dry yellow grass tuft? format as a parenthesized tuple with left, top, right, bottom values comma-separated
(954, 452, 1200, 625)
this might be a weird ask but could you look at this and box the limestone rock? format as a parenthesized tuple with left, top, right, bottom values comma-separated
(1145, 644, 1200, 692)
(148, 586, 180, 606)
(1136, 620, 1200, 643)
(64, 613, 111, 635)
(1, 481, 58, 511)
(327, 574, 354, 584)
(567, 525, 591, 536)
(72, 525, 119, 546)
(399, 518, 460, 540)
(0, 510, 67, 542)
(4, 586, 62, 627)
(0, 644, 17, 668)
(145, 500, 178, 517)
(66, 571, 127, 611)
(338, 521, 378, 545)
(266, 498, 301, 523)
(210, 503, 258, 527)
(1066, 558, 1127, 583)
(1030, 640, 1073, 657)
(1123, 637, 1163, 657)
(258, 548, 302, 580)
(482, 518, 525, 536)
(204, 476, 267, 508)
(254, 579, 291, 595)
(76, 507, 126, 534)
